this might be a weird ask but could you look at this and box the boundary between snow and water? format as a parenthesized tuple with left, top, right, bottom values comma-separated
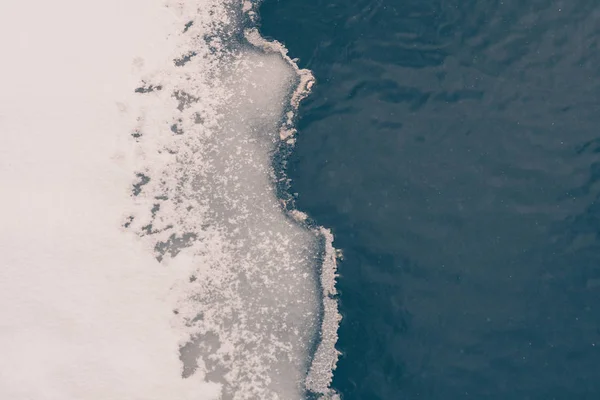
(244, 23, 342, 399)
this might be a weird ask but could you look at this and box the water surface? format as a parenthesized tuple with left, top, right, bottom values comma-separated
(261, 0, 600, 398)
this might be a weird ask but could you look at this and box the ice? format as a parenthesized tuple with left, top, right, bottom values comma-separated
(0, 0, 340, 399)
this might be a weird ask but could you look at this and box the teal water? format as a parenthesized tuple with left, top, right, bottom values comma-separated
(261, 1, 600, 399)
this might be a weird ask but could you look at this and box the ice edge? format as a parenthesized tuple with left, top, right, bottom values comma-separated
(244, 27, 341, 399)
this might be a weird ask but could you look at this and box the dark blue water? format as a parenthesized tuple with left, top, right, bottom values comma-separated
(260, 1, 600, 398)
